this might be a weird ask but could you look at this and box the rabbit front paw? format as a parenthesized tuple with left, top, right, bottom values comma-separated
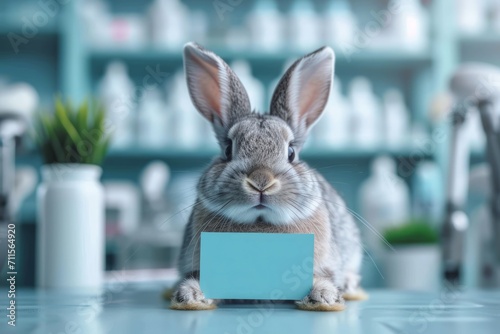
(170, 278, 216, 310)
(296, 278, 345, 312)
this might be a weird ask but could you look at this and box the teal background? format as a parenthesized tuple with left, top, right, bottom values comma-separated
(200, 233, 314, 300)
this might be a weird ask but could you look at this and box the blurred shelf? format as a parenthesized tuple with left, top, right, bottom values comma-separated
(17, 146, 434, 165)
(0, 18, 59, 36)
(87, 47, 432, 69)
(107, 147, 219, 160)
(106, 146, 432, 160)
(302, 146, 433, 159)
(460, 33, 500, 44)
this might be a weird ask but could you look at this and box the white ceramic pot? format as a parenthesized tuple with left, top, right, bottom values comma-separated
(383, 245, 441, 290)
(37, 164, 104, 290)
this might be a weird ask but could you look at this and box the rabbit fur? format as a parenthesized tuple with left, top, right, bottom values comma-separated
(170, 42, 365, 311)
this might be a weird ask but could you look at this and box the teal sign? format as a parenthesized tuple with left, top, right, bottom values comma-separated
(200, 232, 314, 300)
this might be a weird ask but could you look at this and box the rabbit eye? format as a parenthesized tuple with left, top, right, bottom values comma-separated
(288, 146, 295, 163)
(224, 141, 232, 160)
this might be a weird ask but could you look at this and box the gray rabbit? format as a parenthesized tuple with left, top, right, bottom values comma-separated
(170, 42, 366, 311)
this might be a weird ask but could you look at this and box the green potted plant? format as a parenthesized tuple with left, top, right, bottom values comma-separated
(382, 219, 440, 290)
(35, 98, 110, 290)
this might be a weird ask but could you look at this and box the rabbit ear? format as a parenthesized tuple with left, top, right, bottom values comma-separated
(183, 42, 251, 138)
(269, 46, 335, 146)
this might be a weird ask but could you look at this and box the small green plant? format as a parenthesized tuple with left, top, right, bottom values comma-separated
(35, 97, 110, 165)
(383, 219, 439, 246)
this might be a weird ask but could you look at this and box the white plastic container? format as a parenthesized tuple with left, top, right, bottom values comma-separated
(359, 156, 410, 253)
(384, 245, 441, 290)
(137, 87, 168, 147)
(148, 0, 188, 48)
(383, 89, 410, 148)
(288, 0, 321, 51)
(349, 77, 382, 148)
(109, 15, 146, 49)
(190, 11, 208, 45)
(392, 0, 429, 52)
(323, 0, 356, 49)
(246, 0, 284, 52)
(79, 0, 111, 47)
(457, 0, 487, 34)
(0, 81, 39, 120)
(314, 78, 350, 147)
(99, 61, 136, 147)
(37, 164, 105, 290)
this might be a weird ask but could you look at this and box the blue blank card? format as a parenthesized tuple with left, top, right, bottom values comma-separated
(200, 232, 314, 300)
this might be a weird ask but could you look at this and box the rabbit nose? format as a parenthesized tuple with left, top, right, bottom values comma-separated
(245, 169, 280, 194)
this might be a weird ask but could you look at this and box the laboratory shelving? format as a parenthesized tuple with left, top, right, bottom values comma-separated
(1, 2, 456, 164)
(87, 47, 433, 67)
(105, 145, 432, 160)
(0, 1, 448, 167)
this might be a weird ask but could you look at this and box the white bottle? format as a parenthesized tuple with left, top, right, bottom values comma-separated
(140, 160, 170, 209)
(79, 0, 111, 47)
(148, 0, 188, 48)
(137, 87, 168, 147)
(190, 11, 209, 45)
(109, 15, 146, 49)
(323, 0, 356, 49)
(246, 0, 284, 52)
(359, 156, 411, 253)
(313, 78, 350, 148)
(457, 0, 487, 34)
(0, 81, 39, 121)
(391, 0, 429, 52)
(169, 71, 197, 148)
(288, 0, 321, 51)
(232, 60, 265, 113)
(99, 62, 136, 147)
(348, 77, 381, 148)
(383, 89, 410, 148)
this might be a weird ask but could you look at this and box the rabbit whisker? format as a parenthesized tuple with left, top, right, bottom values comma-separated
(188, 199, 234, 273)
(289, 191, 394, 252)
(361, 243, 385, 280)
